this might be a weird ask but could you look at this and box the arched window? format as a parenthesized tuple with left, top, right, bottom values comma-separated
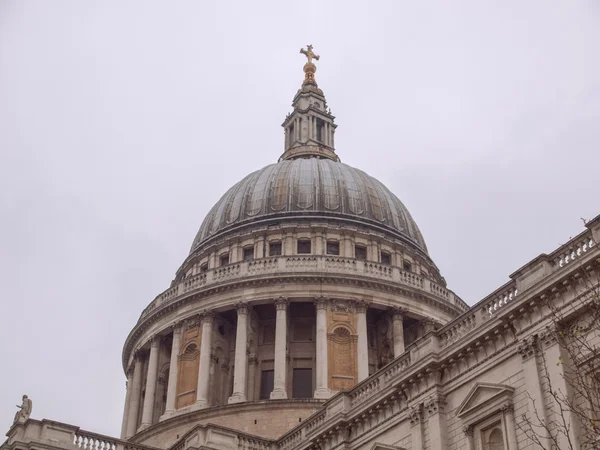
(486, 427, 504, 450)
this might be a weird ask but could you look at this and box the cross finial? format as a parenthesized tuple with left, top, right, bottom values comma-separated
(300, 45, 320, 64)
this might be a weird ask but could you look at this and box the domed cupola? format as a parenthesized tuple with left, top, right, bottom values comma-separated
(120, 47, 466, 446)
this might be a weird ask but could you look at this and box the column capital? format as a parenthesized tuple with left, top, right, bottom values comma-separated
(274, 297, 289, 310)
(538, 324, 559, 349)
(425, 393, 446, 416)
(171, 322, 183, 335)
(517, 335, 538, 360)
(500, 401, 514, 413)
(248, 354, 258, 365)
(314, 296, 329, 310)
(200, 310, 215, 324)
(355, 300, 369, 314)
(463, 425, 474, 437)
(409, 404, 423, 426)
(391, 307, 407, 320)
(235, 302, 250, 315)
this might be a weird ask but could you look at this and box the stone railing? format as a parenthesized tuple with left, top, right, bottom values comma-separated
(553, 231, 595, 271)
(2, 420, 160, 450)
(438, 312, 477, 349)
(138, 256, 464, 322)
(483, 282, 519, 317)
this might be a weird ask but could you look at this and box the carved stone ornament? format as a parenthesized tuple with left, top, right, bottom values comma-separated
(500, 402, 514, 413)
(463, 425, 474, 437)
(183, 316, 200, 331)
(425, 393, 446, 416)
(538, 325, 558, 349)
(517, 336, 537, 360)
(332, 299, 354, 313)
(314, 296, 329, 310)
(408, 404, 422, 426)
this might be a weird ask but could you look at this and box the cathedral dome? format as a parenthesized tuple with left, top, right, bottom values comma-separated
(190, 158, 428, 255)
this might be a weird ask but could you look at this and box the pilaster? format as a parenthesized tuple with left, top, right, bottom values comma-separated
(271, 297, 289, 399)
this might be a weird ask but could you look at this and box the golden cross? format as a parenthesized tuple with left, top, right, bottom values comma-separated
(300, 45, 320, 64)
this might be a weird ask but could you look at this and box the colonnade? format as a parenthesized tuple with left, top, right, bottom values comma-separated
(121, 300, 408, 439)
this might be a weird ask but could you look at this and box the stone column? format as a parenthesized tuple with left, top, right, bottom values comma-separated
(229, 303, 249, 403)
(139, 338, 160, 430)
(247, 354, 258, 401)
(356, 301, 369, 382)
(426, 393, 447, 450)
(392, 308, 405, 357)
(409, 404, 424, 450)
(271, 297, 289, 399)
(162, 324, 182, 418)
(195, 312, 214, 409)
(501, 403, 518, 450)
(220, 359, 230, 405)
(120, 370, 134, 438)
(314, 297, 330, 398)
(125, 353, 144, 438)
(517, 336, 551, 450)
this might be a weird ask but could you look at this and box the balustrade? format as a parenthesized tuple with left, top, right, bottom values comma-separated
(138, 256, 464, 322)
(554, 233, 595, 270)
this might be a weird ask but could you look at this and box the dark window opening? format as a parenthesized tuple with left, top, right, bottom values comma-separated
(326, 241, 340, 255)
(316, 118, 324, 142)
(297, 240, 311, 254)
(403, 261, 412, 272)
(200, 263, 208, 272)
(289, 124, 295, 146)
(355, 245, 367, 260)
(220, 253, 230, 266)
(260, 370, 274, 400)
(381, 251, 391, 265)
(243, 247, 254, 261)
(269, 241, 282, 256)
(292, 368, 313, 398)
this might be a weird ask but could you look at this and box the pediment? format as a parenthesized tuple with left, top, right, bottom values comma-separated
(369, 442, 406, 450)
(456, 382, 514, 418)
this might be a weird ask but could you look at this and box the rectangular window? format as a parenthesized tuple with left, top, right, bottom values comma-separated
(243, 247, 254, 261)
(220, 253, 230, 266)
(292, 368, 313, 398)
(297, 239, 312, 254)
(355, 245, 367, 260)
(269, 241, 282, 256)
(200, 263, 208, 272)
(288, 124, 295, 146)
(316, 118, 324, 142)
(326, 241, 340, 255)
(403, 261, 412, 272)
(381, 251, 391, 265)
(260, 370, 274, 400)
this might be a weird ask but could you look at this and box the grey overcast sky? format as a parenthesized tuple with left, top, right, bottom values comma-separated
(1, 0, 599, 436)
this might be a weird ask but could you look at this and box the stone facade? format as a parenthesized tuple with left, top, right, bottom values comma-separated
(3, 51, 600, 450)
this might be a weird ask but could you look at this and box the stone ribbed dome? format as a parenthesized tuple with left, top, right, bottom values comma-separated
(190, 158, 428, 254)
